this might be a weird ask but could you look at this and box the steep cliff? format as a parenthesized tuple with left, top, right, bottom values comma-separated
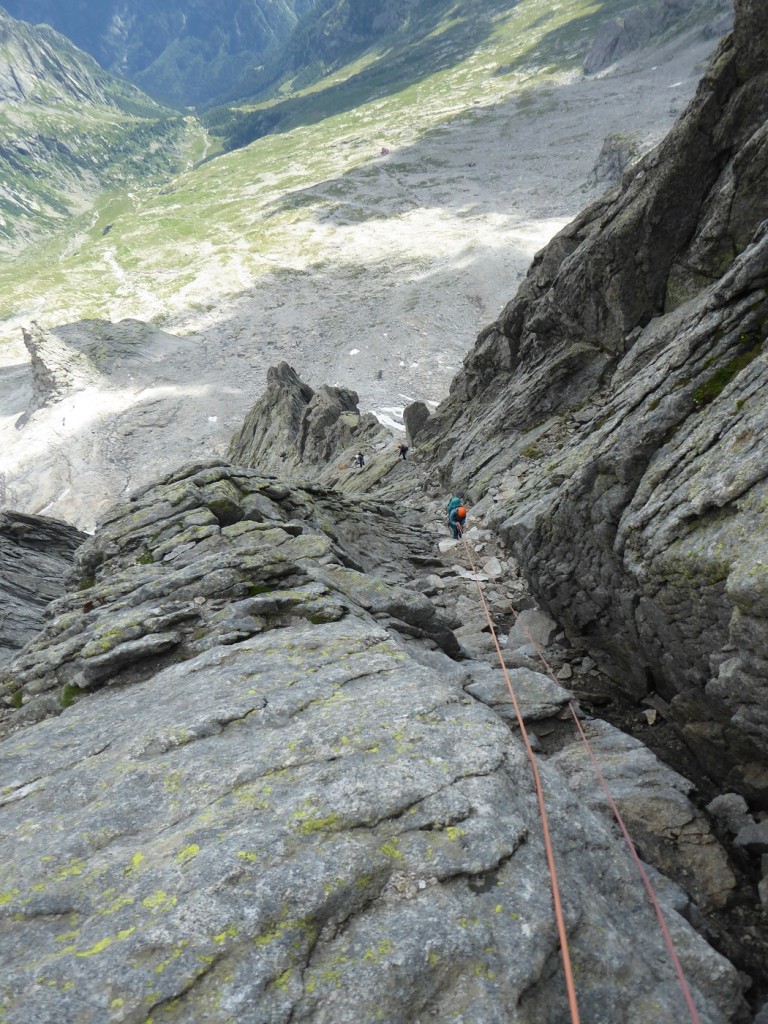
(0, 511, 86, 665)
(420, 0, 768, 804)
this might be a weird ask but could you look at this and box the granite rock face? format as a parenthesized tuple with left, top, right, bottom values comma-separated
(21, 323, 101, 416)
(227, 361, 424, 505)
(0, 459, 748, 1023)
(419, 0, 768, 802)
(0, 510, 86, 666)
(228, 362, 388, 482)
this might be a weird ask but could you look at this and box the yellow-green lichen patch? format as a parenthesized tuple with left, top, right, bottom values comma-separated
(444, 826, 466, 842)
(97, 889, 135, 916)
(142, 891, 177, 911)
(274, 967, 293, 992)
(154, 939, 190, 974)
(174, 844, 200, 866)
(164, 772, 182, 793)
(363, 938, 393, 964)
(75, 926, 136, 958)
(379, 837, 403, 860)
(254, 916, 317, 950)
(124, 852, 145, 876)
(297, 813, 338, 836)
(55, 858, 86, 881)
(290, 798, 340, 836)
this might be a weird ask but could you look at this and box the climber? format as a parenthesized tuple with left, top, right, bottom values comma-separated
(353, 452, 365, 468)
(447, 499, 467, 540)
(397, 443, 409, 461)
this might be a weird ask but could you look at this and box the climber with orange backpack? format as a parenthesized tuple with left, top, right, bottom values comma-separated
(447, 497, 467, 539)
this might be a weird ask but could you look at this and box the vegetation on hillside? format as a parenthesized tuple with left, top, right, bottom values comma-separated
(2, 0, 321, 108)
(204, 0, 649, 151)
(0, 0, 730, 341)
(0, 10, 203, 253)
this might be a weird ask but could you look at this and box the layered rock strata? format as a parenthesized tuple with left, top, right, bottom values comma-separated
(0, 460, 748, 1023)
(419, 0, 768, 804)
(0, 510, 86, 665)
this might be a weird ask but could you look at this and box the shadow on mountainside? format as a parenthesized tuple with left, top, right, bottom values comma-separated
(211, 0, 648, 151)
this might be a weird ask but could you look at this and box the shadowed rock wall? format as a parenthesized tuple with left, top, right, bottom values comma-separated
(419, 0, 768, 802)
(0, 510, 86, 665)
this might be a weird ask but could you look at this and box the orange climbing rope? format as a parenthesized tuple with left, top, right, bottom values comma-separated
(459, 530, 581, 1024)
(459, 526, 703, 1024)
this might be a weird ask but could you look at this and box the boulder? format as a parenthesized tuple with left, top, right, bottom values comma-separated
(589, 132, 640, 186)
(403, 399, 431, 443)
(734, 820, 768, 854)
(706, 793, 754, 835)
(550, 720, 737, 911)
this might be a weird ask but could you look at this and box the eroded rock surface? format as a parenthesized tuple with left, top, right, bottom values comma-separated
(420, 0, 768, 804)
(0, 460, 748, 1023)
(0, 510, 86, 666)
(228, 362, 389, 482)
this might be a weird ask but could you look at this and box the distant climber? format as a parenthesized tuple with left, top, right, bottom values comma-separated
(354, 452, 365, 468)
(447, 497, 467, 539)
(397, 443, 409, 461)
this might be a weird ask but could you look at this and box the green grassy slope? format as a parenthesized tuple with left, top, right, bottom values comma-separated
(0, 0, 725, 347)
(0, 12, 205, 254)
(2, 0, 320, 109)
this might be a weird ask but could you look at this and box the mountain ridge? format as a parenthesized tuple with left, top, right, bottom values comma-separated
(0, 7, 198, 254)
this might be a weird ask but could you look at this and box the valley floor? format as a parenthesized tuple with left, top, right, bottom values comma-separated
(1, 27, 721, 532)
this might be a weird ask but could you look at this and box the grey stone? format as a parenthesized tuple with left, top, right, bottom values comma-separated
(21, 322, 101, 414)
(464, 663, 571, 722)
(550, 720, 738, 911)
(403, 399, 431, 443)
(706, 793, 753, 835)
(418, 1, 768, 802)
(0, 511, 86, 669)
(507, 608, 558, 650)
(227, 362, 396, 499)
(734, 820, 768, 854)
(0, 463, 748, 1023)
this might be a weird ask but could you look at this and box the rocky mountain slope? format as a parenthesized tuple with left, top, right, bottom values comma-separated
(1, 0, 732, 112)
(0, 458, 755, 1023)
(2, 1, 768, 1019)
(1, 0, 319, 108)
(417, 0, 768, 805)
(0, 5, 733, 531)
(0, 7, 195, 253)
(0, 510, 85, 665)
